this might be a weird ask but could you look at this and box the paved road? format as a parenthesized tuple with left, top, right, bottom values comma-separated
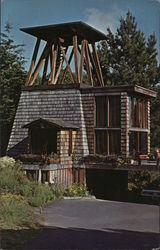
(25, 199, 160, 249)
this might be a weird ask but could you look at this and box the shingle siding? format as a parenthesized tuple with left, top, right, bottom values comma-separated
(7, 89, 89, 158)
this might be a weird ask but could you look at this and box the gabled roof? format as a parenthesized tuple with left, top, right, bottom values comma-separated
(22, 118, 79, 130)
(20, 21, 107, 46)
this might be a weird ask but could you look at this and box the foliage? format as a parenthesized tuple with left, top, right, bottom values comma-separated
(0, 22, 27, 155)
(21, 182, 55, 207)
(0, 157, 54, 207)
(0, 193, 33, 228)
(0, 156, 15, 168)
(0, 158, 26, 192)
(51, 183, 66, 199)
(66, 183, 88, 197)
(97, 11, 159, 88)
(116, 156, 126, 167)
(128, 171, 160, 192)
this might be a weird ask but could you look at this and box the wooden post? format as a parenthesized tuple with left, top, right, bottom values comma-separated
(87, 43, 101, 85)
(79, 40, 85, 84)
(92, 43, 104, 87)
(60, 46, 75, 83)
(85, 41, 93, 86)
(42, 53, 49, 84)
(73, 35, 80, 83)
(26, 38, 40, 86)
(29, 40, 53, 86)
(53, 44, 63, 84)
(61, 48, 74, 83)
(50, 43, 58, 84)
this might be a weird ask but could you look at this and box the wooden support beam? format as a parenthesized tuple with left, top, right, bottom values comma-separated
(92, 43, 104, 87)
(79, 40, 85, 84)
(87, 43, 101, 85)
(50, 43, 58, 84)
(61, 48, 74, 83)
(26, 38, 40, 86)
(42, 53, 49, 84)
(29, 40, 53, 86)
(60, 46, 75, 83)
(53, 45, 68, 84)
(85, 41, 93, 86)
(49, 47, 53, 72)
(73, 35, 80, 83)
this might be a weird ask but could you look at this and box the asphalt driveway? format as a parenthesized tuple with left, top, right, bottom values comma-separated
(25, 199, 160, 249)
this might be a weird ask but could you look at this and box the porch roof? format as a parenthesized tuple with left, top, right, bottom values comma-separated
(22, 118, 79, 130)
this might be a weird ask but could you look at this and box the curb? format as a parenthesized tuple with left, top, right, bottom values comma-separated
(63, 196, 96, 200)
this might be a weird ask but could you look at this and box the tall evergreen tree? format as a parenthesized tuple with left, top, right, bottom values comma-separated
(98, 11, 159, 87)
(0, 23, 27, 155)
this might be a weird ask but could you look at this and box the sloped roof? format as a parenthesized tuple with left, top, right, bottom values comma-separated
(20, 21, 107, 46)
(23, 118, 79, 130)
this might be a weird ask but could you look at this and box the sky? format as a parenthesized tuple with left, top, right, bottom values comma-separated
(1, 0, 160, 71)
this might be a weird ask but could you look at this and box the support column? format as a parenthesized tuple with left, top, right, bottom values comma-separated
(147, 100, 150, 154)
(121, 93, 129, 157)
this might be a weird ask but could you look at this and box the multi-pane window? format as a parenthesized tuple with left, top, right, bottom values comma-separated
(95, 96, 121, 155)
(129, 131, 148, 155)
(129, 97, 148, 128)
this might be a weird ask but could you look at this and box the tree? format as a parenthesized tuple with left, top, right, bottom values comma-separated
(97, 11, 160, 149)
(97, 11, 159, 87)
(0, 23, 27, 155)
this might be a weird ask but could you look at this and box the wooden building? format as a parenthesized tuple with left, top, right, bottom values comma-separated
(7, 22, 156, 189)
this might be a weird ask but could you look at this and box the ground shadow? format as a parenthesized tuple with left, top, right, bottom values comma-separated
(1, 226, 159, 250)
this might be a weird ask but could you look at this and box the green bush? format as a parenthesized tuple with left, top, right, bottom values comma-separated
(51, 184, 65, 199)
(21, 182, 55, 207)
(0, 160, 25, 192)
(128, 171, 160, 192)
(0, 194, 33, 228)
(0, 156, 16, 168)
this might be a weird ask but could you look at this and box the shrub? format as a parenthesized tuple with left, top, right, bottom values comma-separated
(0, 156, 15, 169)
(0, 194, 33, 228)
(51, 184, 65, 199)
(21, 182, 55, 207)
(128, 171, 160, 192)
(66, 183, 88, 197)
(0, 160, 25, 192)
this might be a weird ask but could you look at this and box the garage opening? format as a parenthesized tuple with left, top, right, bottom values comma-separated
(86, 169, 128, 200)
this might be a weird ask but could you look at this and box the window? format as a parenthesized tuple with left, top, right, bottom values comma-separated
(109, 96, 121, 127)
(109, 131, 121, 155)
(129, 97, 148, 128)
(31, 129, 57, 155)
(96, 96, 107, 127)
(96, 131, 108, 155)
(95, 96, 121, 155)
(41, 170, 50, 183)
(129, 131, 148, 155)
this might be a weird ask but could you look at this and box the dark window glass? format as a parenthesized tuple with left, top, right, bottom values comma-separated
(96, 96, 107, 127)
(109, 131, 121, 155)
(140, 132, 148, 154)
(96, 131, 107, 155)
(129, 97, 148, 129)
(31, 129, 57, 154)
(41, 170, 50, 183)
(109, 96, 120, 127)
(129, 131, 148, 155)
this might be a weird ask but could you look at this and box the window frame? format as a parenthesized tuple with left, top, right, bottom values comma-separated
(129, 96, 148, 129)
(94, 94, 121, 156)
